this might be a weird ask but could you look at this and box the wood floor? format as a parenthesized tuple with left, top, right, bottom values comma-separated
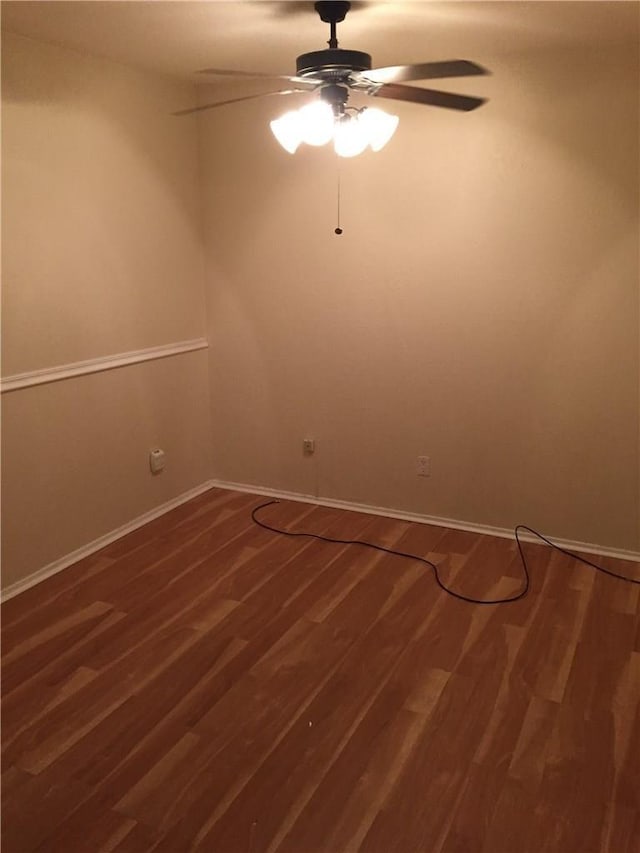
(2, 487, 639, 853)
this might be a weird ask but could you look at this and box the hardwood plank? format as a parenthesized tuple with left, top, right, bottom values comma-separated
(601, 802, 640, 853)
(192, 569, 432, 851)
(123, 617, 355, 848)
(273, 706, 429, 853)
(359, 626, 514, 852)
(403, 666, 451, 716)
(306, 708, 428, 853)
(2, 488, 638, 853)
(2, 600, 113, 672)
(1, 558, 116, 643)
(35, 630, 244, 792)
(471, 623, 528, 769)
(114, 731, 202, 823)
(2, 665, 99, 756)
(71, 493, 259, 609)
(109, 821, 159, 853)
(562, 592, 636, 715)
(508, 696, 558, 791)
(480, 777, 541, 853)
(32, 794, 137, 853)
(1, 607, 128, 743)
(439, 761, 511, 853)
(614, 701, 640, 810)
(1, 765, 95, 852)
(532, 703, 617, 852)
(0, 554, 115, 628)
(6, 626, 202, 773)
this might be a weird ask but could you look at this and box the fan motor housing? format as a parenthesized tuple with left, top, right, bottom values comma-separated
(296, 48, 372, 80)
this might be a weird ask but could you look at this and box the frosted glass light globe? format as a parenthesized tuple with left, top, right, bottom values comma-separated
(297, 101, 335, 147)
(270, 111, 303, 154)
(359, 107, 399, 151)
(334, 115, 369, 158)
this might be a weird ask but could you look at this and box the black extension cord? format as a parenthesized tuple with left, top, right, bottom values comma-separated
(251, 499, 639, 606)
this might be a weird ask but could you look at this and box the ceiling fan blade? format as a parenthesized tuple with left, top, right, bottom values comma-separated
(199, 67, 314, 86)
(372, 83, 486, 112)
(173, 88, 312, 116)
(362, 60, 489, 85)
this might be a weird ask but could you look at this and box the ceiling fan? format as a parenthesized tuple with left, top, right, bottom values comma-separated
(179, 1, 489, 112)
(177, 1, 489, 157)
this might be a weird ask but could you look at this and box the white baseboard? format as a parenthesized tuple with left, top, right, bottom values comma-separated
(208, 478, 640, 563)
(1, 481, 218, 602)
(3, 477, 637, 602)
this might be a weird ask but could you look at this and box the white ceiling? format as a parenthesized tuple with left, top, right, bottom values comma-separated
(2, 1, 638, 84)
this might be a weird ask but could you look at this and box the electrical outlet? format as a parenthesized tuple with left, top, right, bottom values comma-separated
(150, 448, 165, 474)
(303, 438, 315, 455)
(417, 455, 430, 477)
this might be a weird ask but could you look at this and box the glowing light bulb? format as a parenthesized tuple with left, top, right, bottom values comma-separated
(270, 110, 303, 153)
(359, 107, 399, 151)
(297, 100, 335, 146)
(334, 115, 368, 158)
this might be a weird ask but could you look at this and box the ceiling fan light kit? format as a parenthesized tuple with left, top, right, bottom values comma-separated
(271, 1, 488, 157)
(269, 97, 398, 157)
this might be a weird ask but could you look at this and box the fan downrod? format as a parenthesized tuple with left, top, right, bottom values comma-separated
(297, 1, 371, 79)
(315, 1, 351, 48)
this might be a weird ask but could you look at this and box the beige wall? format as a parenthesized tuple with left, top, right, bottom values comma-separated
(1, 353, 212, 588)
(2, 33, 206, 373)
(1, 33, 213, 588)
(2, 27, 638, 592)
(200, 43, 639, 552)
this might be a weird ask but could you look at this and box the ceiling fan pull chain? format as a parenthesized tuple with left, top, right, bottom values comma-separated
(335, 161, 343, 235)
